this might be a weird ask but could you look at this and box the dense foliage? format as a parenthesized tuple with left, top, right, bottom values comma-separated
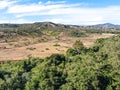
(0, 35, 120, 90)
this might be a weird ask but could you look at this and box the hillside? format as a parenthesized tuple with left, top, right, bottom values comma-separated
(0, 22, 120, 40)
(0, 22, 118, 61)
(0, 35, 119, 89)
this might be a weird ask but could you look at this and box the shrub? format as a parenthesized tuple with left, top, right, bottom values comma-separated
(53, 43, 61, 47)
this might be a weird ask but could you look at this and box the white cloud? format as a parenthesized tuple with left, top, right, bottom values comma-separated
(0, 18, 33, 24)
(1, 1, 120, 25)
(0, 0, 17, 9)
(45, 1, 66, 5)
(7, 2, 81, 14)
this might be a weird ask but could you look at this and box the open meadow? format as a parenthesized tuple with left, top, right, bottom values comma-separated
(0, 33, 115, 61)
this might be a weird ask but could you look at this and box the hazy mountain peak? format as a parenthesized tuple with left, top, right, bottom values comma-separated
(95, 23, 116, 27)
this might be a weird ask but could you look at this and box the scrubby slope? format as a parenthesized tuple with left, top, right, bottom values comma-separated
(0, 35, 120, 90)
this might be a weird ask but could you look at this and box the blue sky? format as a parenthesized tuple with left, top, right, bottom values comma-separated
(0, 0, 120, 25)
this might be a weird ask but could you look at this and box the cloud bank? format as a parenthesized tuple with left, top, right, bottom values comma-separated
(0, 0, 120, 25)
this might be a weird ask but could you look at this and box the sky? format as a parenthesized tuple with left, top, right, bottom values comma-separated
(0, 0, 120, 25)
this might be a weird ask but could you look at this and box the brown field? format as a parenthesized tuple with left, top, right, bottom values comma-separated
(0, 33, 115, 61)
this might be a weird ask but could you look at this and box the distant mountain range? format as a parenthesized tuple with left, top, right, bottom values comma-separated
(0, 22, 120, 40)
(92, 23, 120, 28)
(94, 23, 117, 27)
(0, 22, 120, 30)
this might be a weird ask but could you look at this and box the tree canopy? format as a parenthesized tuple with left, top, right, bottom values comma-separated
(0, 35, 120, 90)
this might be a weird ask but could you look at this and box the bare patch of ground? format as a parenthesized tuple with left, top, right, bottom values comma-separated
(0, 33, 115, 61)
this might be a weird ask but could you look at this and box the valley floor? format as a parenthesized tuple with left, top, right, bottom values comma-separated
(0, 33, 115, 61)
